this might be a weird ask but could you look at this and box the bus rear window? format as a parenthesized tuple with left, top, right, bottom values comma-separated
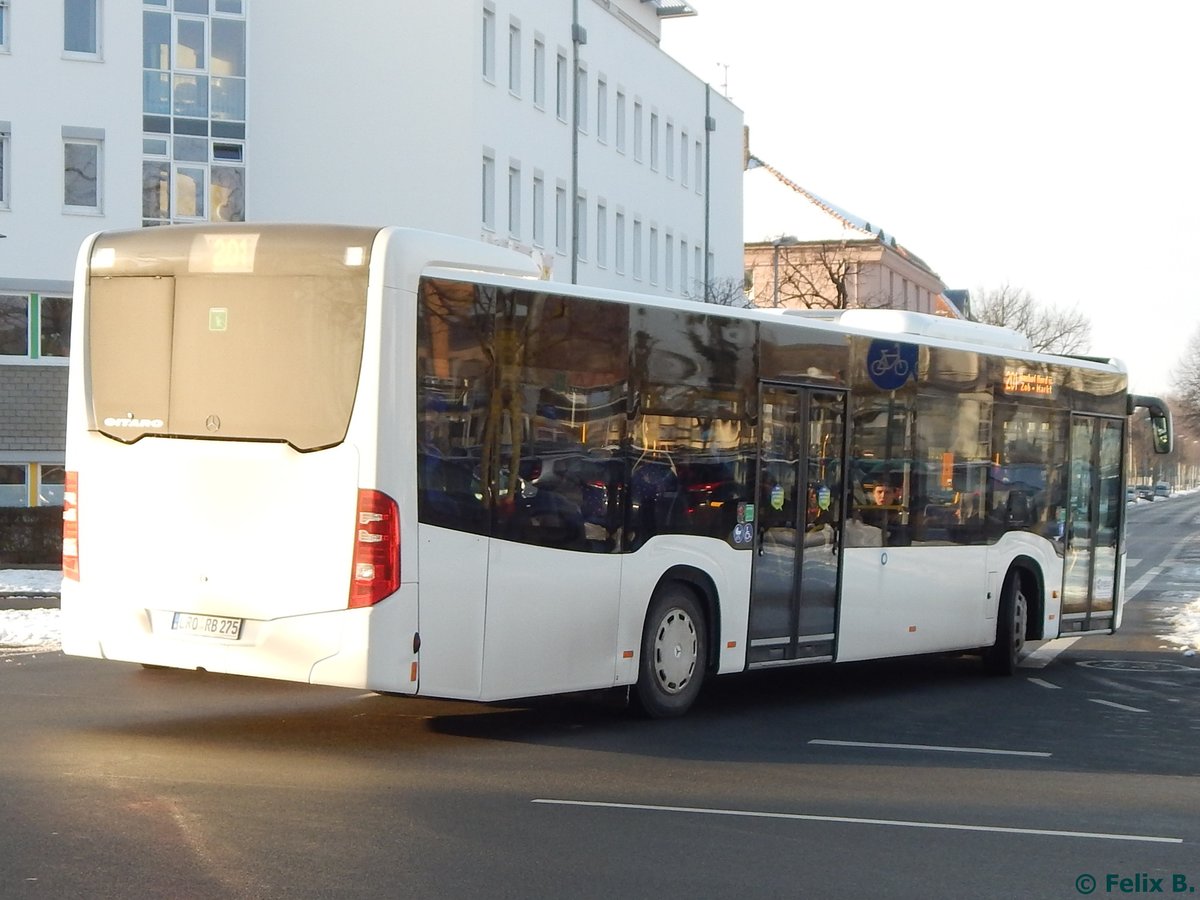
(86, 226, 374, 451)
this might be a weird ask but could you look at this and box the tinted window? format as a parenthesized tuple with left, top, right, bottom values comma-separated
(417, 278, 629, 552)
(87, 225, 375, 451)
(628, 305, 756, 548)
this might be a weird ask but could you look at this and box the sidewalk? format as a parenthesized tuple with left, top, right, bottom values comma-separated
(0, 569, 63, 610)
(1, 592, 60, 610)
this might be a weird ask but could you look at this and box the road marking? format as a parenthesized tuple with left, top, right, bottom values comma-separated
(1027, 677, 1061, 689)
(1089, 698, 1148, 713)
(531, 799, 1182, 844)
(808, 739, 1050, 758)
(1125, 566, 1163, 601)
(1019, 637, 1081, 669)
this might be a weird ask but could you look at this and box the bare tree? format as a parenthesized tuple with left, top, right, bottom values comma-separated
(694, 275, 752, 308)
(767, 241, 868, 310)
(972, 284, 1091, 355)
(1170, 325, 1200, 436)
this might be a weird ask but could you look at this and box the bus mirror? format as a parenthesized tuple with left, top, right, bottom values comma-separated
(1150, 411, 1173, 454)
(1129, 394, 1173, 455)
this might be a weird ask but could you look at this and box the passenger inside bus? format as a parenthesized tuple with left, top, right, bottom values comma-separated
(855, 474, 908, 545)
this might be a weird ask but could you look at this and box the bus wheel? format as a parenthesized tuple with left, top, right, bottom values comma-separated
(634, 584, 707, 718)
(984, 572, 1027, 676)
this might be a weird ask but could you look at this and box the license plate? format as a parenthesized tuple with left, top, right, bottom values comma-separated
(171, 612, 243, 640)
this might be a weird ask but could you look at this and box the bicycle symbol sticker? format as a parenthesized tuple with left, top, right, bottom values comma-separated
(866, 339, 919, 390)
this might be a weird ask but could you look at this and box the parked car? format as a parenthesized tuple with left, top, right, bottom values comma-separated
(1126, 486, 1136, 503)
(1136, 484, 1155, 501)
(1155, 481, 1172, 499)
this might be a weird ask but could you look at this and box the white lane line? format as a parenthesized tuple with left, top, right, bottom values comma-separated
(1089, 698, 1148, 713)
(808, 739, 1050, 758)
(1125, 566, 1163, 602)
(1019, 636, 1081, 669)
(531, 799, 1182, 844)
(1027, 677, 1061, 690)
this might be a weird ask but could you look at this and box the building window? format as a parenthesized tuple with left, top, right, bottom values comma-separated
(0, 294, 29, 356)
(508, 21, 521, 95)
(555, 52, 568, 121)
(665, 122, 674, 179)
(40, 296, 72, 357)
(481, 6, 495, 81)
(64, 137, 101, 212)
(680, 239, 688, 294)
(532, 173, 545, 246)
(694, 246, 703, 293)
(574, 193, 587, 261)
(1, 0, 10, 52)
(596, 201, 607, 268)
(555, 184, 567, 254)
(633, 100, 643, 163)
(0, 294, 71, 360)
(649, 112, 659, 171)
(39, 465, 67, 506)
(575, 64, 588, 132)
(507, 163, 520, 237)
(176, 15, 206, 70)
(481, 151, 495, 230)
(0, 126, 9, 209)
(695, 140, 703, 194)
(64, 0, 100, 57)
(173, 164, 205, 218)
(680, 131, 689, 188)
(0, 465, 27, 508)
(533, 37, 545, 109)
(615, 90, 626, 153)
(596, 76, 607, 143)
(141, 5, 246, 225)
(632, 218, 642, 280)
(614, 211, 626, 274)
(648, 225, 658, 285)
(664, 231, 674, 292)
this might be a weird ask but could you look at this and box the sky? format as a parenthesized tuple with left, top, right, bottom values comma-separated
(660, 0, 1200, 395)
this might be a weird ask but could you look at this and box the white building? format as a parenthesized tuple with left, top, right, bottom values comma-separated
(0, 0, 744, 540)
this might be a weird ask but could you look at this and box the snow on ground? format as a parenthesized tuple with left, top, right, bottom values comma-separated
(1160, 599, 1200, 655)
(1, 570, 62, 654)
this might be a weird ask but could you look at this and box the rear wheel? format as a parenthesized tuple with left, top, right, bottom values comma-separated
(984, 571, 1028, 676)
(634, 584, 707, 718)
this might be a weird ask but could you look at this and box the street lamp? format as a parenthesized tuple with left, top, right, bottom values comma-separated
(771, 235, 799, 305)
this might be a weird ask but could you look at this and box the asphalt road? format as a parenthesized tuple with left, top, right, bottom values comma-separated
(2, 497, 1198, 899)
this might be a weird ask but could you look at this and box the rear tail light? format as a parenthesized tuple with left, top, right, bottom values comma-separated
(349, 489, 399, 608)
(62, 471, 80, 581)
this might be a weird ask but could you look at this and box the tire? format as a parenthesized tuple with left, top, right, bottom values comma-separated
(633, 583, 707, 718)
(984, 571, 1028, 676)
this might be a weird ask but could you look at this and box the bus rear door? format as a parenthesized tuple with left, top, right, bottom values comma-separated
(748, 385, 848, 667)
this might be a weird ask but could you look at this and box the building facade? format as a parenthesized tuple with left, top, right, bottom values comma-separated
(0, 0, 744, 545)
(742, 154, 952, 316)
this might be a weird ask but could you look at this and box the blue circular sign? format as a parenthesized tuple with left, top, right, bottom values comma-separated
(866, 339, 918, 390)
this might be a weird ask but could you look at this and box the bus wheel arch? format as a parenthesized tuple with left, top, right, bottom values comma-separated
(633, 567, 718, 718)
(984, 557, 1043, 676)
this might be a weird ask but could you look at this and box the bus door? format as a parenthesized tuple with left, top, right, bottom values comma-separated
(747, 384, 847, 667)
(1062, 414, 1124, 632)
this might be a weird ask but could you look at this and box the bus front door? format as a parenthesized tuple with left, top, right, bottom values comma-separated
(1062, 414, 1125, 632)
(747, 385, 847, 667)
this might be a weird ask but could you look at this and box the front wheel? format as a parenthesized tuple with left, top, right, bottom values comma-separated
(633, 584, 707, 718)
(984, 571, 1028, 676)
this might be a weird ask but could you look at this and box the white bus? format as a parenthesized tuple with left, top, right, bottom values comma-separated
(61, 224, 1172, 717)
